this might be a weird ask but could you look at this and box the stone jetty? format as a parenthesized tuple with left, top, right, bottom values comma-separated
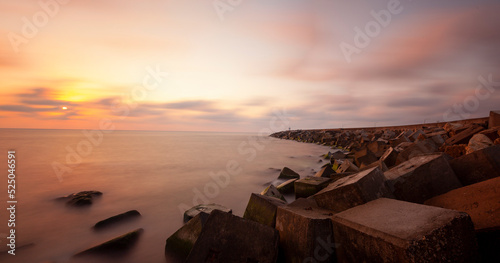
(166, 111, 500, 262)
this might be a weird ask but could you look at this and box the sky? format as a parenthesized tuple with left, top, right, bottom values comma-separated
(0, 0, 499, 132)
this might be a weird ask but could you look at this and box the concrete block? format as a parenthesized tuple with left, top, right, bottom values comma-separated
(385, 154, 462, 203)
(443, 144, 467, 158)
(353, 148, 378, 167)
(449, 145, 500, 186)
(332, 198, 478, 263)
(395, 139, 437, 165)
(489, 110, 500, 129)
(466, 134, 493, 154)
(334, 159, 359, 174)
(295, 176, 332, 199)
(278, 167, 300, 180)
(276, 178, 297, 194)
(367, 141, 390, 158)
(74, 228, 144, 257)
(359, 160, 388, 172)
(275, 198, 336, 263)
(165, 213, 209, 262)
(425, 177, 500, 232)
(446, 124, 485, 145)
(186, 210, 279, 263)
(183, 204, 232, 223)
(243, 193, 287, 228)
(314, 165, 335, 178)
(380, 147, 398, 168)
(313, 167, 392, 213)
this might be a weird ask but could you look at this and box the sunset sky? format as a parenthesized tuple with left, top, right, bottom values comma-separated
(1, 0, 499, 132)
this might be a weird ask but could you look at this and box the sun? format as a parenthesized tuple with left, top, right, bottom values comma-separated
(62, 106, 68, 110)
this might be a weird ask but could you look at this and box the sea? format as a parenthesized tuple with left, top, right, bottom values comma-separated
(0, 129, 331, 263)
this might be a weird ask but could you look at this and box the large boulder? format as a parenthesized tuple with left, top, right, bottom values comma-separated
(276, 179, 297, 194)
(395, 139, 437, 165)
(261, 184, 286, 201)
(313, 167, 392, 213)
(185, 210, 279, 263)
(278, 167, 300, 180)
(165, 213, 209, 262)
(243, 193, 287, 227)
(332, 198, 478, 262)
(449, 145, 500, 186)
(183, 204, 231, 223)
(56, 191, 102, 207)
(275, 198, 336, 263)
(385, 154, 461, 204)
(74, 228, 143, 257)
(294, 176, 332, 199)
(93, 210, 141, 230)
(446, 124, 485, 145)
(466, 134, 493, 154)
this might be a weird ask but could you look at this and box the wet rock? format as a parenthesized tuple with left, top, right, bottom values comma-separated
(93, 210, 141, 230)
(183, 204, 232, 223)
(385, 154, 461, 203)
(165, 213, 209, 262)
(332, 198, 478, 263)
(74, 228, 143, 257)
(186, 210, 279, 263)
(275, 198, 336, 263)
(243, 193, 287, 227)
(313, 167, 392, 213)
(276, 178, 297, 194)
(278, 167, 300, 180)
(261, 184, 286, 201)
(56, 191, 102, 207)
(449, 145, 500, 186)
(466, 134, 493, 154)
(294, 176, 332, 199)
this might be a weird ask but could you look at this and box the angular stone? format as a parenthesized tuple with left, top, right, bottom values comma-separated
(275, 199, 336, 263)
(165, 213, 209, 262)
(334, 159, 359, 174)
(353, 148, 378, 167)
(446, 124, 485, 145)
(385, 154, 462, 203)
(276, 178, 297, 194)
(183, 204, 232, 223)
(466, 134, 493, 154)
(479, 127, 500, 142)
(313, 167, 392, 213)
(243, 193, 287, 228)
(367, 141, 389, 158)
(359, 160, 388, 172)
(74, 228, 144, 257)
(408, 129, 425, 142)
(278, 167, 300, 180)
(313, 165, 335, 178)
(395, 139, 437, 165)
(186, 210, 279, 263)
(332, 198, 478, 263)
(380, 147, 398, 168)
(489, 110, 500, 129)
(94, 210, 141, 230)
(294, 177, 332, 199)
(261, 184, 286, 201)
(449, 145, 500, 186)
(424, 177, 500, 231)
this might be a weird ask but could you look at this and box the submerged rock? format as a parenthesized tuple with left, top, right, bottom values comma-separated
(56, 191, 102, 207)
(183, 204, 231, 223)
(165, 213, 210, 262)
(74, 228, 143, 257)
(278, 167, 300, 180)
(93, 210, 141, 230)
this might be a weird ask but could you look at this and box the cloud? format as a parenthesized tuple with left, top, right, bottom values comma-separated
(0, 105, 54, 113)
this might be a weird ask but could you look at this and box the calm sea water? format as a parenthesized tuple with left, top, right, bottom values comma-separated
(0, 129, 331, 263)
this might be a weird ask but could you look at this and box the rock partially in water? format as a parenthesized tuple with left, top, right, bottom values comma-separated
(165, 213, 209, 262)
(93, 210, 141, 231)
(183, 204, 232, 223)
(73, 228, 143, 257)
(278, 167, 300, 180)
(56, 191, 102, 207)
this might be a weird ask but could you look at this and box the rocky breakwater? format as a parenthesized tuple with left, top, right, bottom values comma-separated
(166, 111, 500, 262)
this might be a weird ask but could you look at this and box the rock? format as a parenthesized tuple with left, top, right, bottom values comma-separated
(385, 154, 462, 203)
(313, 167, 392, 213)
(278, 167, 300, 180)
(186, 210, 279, 263)
(496, 138, 500, 145)
(243, 193, 287, 227)
(313, 165, 335, 178)
(94, 210, 141, 230)
(294, 176, 332, 199)
(367, 141, 389, 158)
(74, 228, 143, 257)
(443, 144, 467, 158)
(183, 204, 232, 223)
(408, 129, 425, 142)
(444, 122, 464, 134)
(449, 145, 500, 186)
(446, 124, 485, 145)
(395, 139, 438, 165)
(424, 177, 500, 232)
(353, 148, 378, 167)
(275, 198, 336, 263)
(332, 198, 478, 263)
(479, 127, 500, 142)
(489, 110, 500, 129)
(466, 134, 493, 154)
(165, 213, 209, 262)
(56, 191, 102, 207)
(359, 159, 388, 172)
(380, 147, 398, 168)
(261, 184, 286, 201)
(393, 141, 413, 152)
(276, 178, 297, 194)
(334, 159, 359, 174)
